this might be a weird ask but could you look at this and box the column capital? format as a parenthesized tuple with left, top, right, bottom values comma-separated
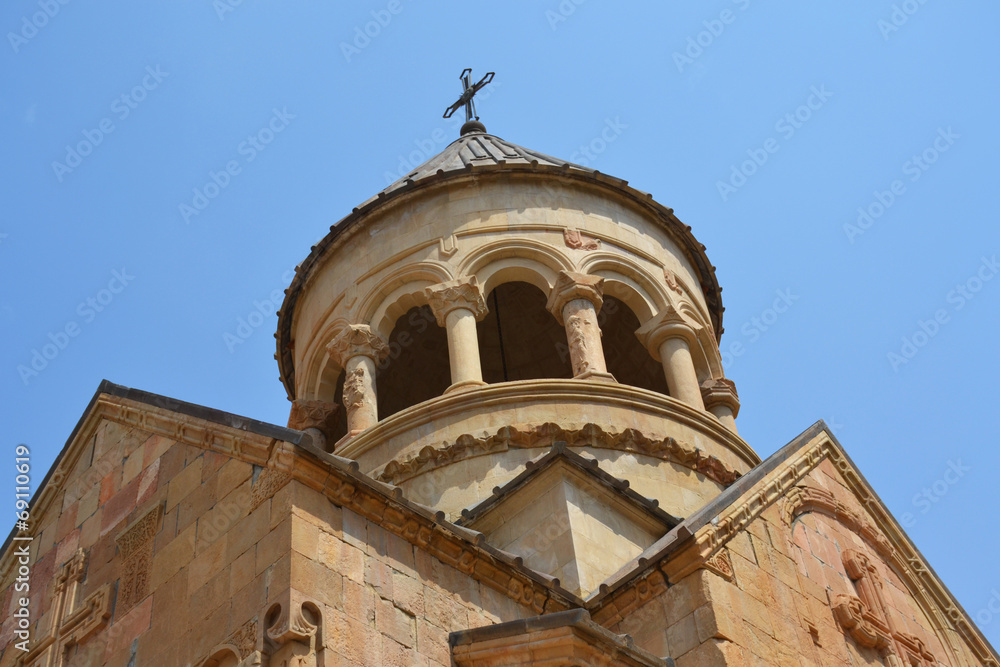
(327, 325, 388, 366)
(700, 378, 740, 418)
(423, 276, 488, 327)
(287, 399, 340, 436)
(634, 305, 701, 360)
(545, 271, 605, 324)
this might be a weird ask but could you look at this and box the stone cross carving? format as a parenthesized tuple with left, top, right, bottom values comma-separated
(17, 549, 112, 667)
(832, 549, 937, 667)
(115, 503, 163, 614)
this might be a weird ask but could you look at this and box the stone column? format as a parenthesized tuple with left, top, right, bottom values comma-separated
(546, 271, 615, 382)
(287, 399, 340, 451)
(424, 276, 489, 393)
(636, 307, 706, 410)
(700, 378, 740, 433)
(327, 325, 388, 435)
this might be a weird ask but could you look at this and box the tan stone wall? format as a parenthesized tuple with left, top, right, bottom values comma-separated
(600, 458, 987, 667)
(0, 421, 541, 667)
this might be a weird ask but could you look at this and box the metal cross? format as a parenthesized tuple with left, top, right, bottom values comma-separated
(443, 68, 495, 121)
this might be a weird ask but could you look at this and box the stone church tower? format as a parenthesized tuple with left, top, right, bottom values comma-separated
(2, 103, 997, 666)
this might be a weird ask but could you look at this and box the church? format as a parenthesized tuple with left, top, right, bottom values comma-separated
(2, 72, 996, 667)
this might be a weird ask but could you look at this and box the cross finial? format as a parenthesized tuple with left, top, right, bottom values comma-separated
(443, 68, 494, 135)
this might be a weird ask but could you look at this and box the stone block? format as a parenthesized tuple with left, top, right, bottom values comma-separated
(151, 523, 196, 590)
(256, 517, 292, 575)
(417, 618, 450, 664)
(166, 456, 204, 511)
(187, 533, 228, 595)
(392, 570, 423, 617)
(343, 577, 376, 623)
(666, 612, 700, 658)
(377, 596, 416, 648)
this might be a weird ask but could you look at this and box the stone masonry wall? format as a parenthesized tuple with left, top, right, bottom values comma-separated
(0, 419, 538, 667)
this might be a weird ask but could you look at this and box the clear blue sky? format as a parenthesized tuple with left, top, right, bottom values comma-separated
(2, 0, 998, 644)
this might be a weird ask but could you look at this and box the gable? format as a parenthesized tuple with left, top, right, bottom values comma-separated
(583, 423, 998, 667)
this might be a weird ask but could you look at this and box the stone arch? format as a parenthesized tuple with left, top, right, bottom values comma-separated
(359, 261, 455, 341)
(298, 317, 352, 401)
(783, 484, 962, 667)
(579, 253, 667, 323)
(460, 238, 574, 296)
(199, 646, 241, 667)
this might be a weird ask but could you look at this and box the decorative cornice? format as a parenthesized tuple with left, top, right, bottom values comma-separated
(545, 271, 605, 323)
(326, 324, 388, 366)
(423, 276, 488, 326)
(375, 422, 742, 488)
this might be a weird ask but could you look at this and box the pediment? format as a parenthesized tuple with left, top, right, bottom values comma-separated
(458, 444, 680, 597)
(584, 421, 999, 667)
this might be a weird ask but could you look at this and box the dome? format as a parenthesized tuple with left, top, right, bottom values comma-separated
(276, 129, 725, 402)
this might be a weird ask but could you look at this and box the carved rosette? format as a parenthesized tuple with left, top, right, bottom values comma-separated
(424, 276, 488, 327)
(700, 378, 740, 418)
(326, 325, 388, 367)
(287, 399, 339, 440)
(545, 271, 605, 324)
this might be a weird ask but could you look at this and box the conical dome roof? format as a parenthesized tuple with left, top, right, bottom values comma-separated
(377, 128, 596, 199)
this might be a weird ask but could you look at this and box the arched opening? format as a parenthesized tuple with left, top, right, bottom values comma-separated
(374, 304, 450, 419)
(477, 281, 572, 383)
(600, 295, 669, 396)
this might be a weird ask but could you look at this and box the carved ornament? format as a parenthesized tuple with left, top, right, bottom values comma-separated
(563, 228, 601, 251)
(833, 549, 938, 666)
(376, 422, 741, 487)
(702, 548, 734, 581)
(286, 399, 339, 439)
(326, 325, 388, 366)
(115, 502, 163, 614)
(663, 268, 684, 295)
(250, 467, 292, 511)
(423, 276, 488, 327)
(17, 549, 112, 667)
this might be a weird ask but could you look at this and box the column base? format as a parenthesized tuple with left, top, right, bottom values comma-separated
(574, 370, 617, 383)
(444, 380, 488, 394)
